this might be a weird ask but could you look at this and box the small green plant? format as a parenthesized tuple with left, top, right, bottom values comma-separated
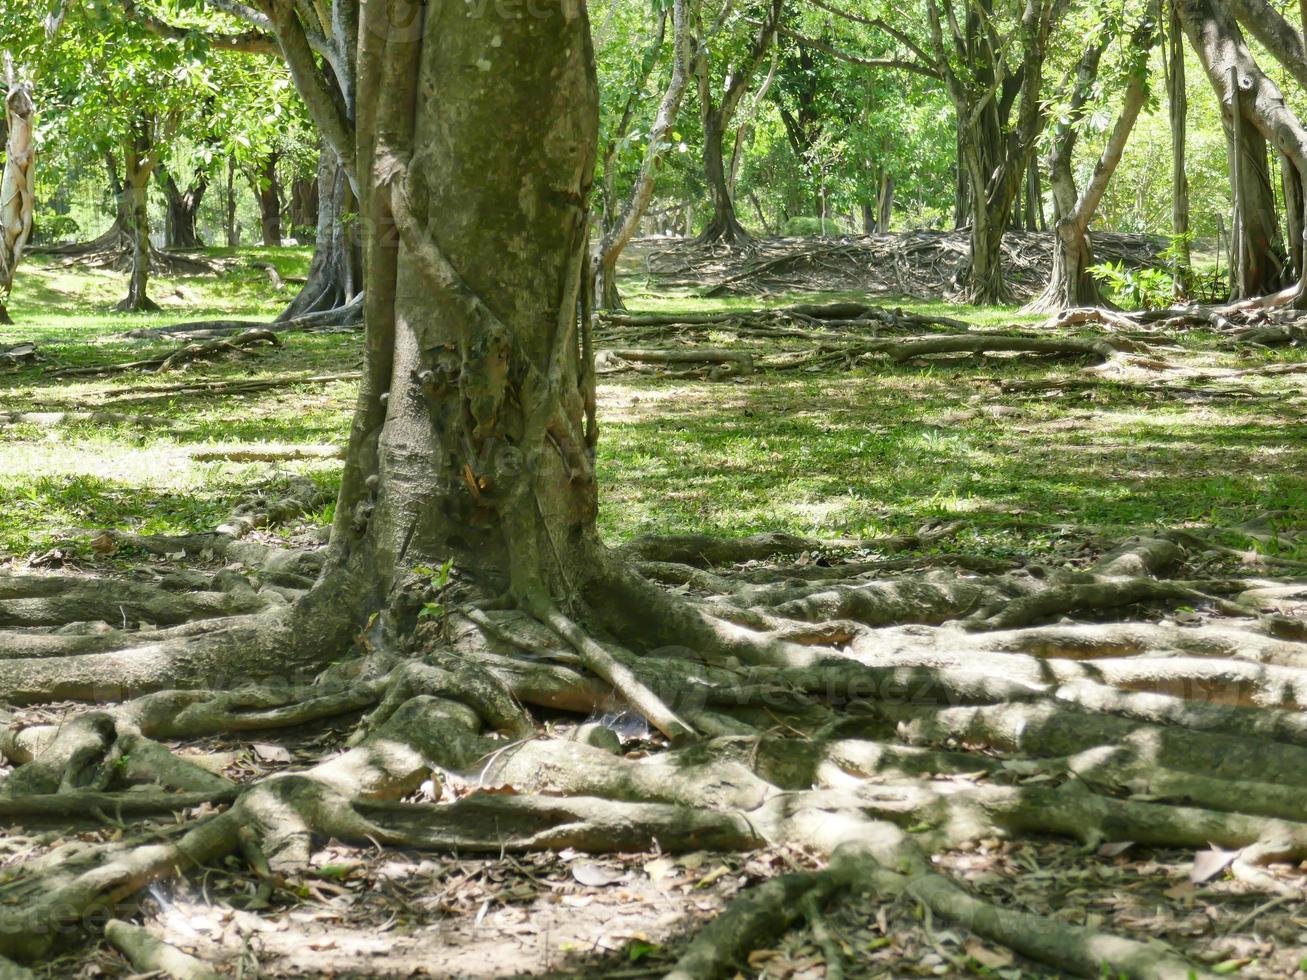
(1088, 260, 1175, 310)
(414, 558, 455, 621)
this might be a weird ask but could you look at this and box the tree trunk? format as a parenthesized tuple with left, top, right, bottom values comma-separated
(1227, 72, 1287, 298)
(251, 153, 282, 246)
(0, 70, 35, 317)
(698, 107, 750, 245)
(347, 0, 601, 606)
(117, 124, 159, 312)
(877, 172, 894, 232)
(1177, 0, 1306, 298)
(1283, 152, 1305, 280)
(277, 145, 360, 321)
(225, 155, 239, 247)
(288, 168, 320, 239)
(594, 0, 691, 310)
(1168, 0, 1192, 296)
(161, 171, 206, 249)
(1029, 33, 1151, 312)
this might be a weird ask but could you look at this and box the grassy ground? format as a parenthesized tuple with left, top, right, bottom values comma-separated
(5, 243, 1307, 980)
(2, 245, 1305, 564)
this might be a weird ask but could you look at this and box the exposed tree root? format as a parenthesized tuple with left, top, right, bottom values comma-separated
(99, 371, 360, 403)
(46, 329, 280, 379)
(105, 919, 220, 980)
(0, 527, 1304, 976)
(593, 304, 1136, 377)
(123, 293, 364, 341)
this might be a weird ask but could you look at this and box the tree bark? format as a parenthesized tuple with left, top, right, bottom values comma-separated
(691, 0, 784, 245)
(343, 0, 601, 605)
(250, 153, 282, 246)
(276, 145, 358, 321)
(161, 171, 206, 249)
(288, 167, 319, 239)
(1178, 0, 1307, 297)
(117, 120, 160, 312)
(1167, 0, 1191, 296)
(1031, 28, 1153, 312)
(0, 65, 35, 322)
(929, 0, 1062, 304)
(225, 154, 238, 247)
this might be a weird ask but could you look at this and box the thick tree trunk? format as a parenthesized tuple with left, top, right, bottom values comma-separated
(117, 125, 159, 313)
(346, 0, 600, 604)
(277, 146, 359, 321)
(251, 153, 282, 246)
(161, 171, 205, 249)
(1168, 1, 1192, 296)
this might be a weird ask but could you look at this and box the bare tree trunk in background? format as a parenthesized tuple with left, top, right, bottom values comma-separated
(1031, 27, 1154, 312)
(691, 0, 783, 245)
(878, 172, 894, 232)
(0, 58, 35, 325)
(161, 170, 206, 249)
(594, 0, 691, 310)
(251, 152, 283, 246)
(276, 146, 359, 321)
(118, 119, 160, 312)
(288, 166, 319, 240)
(1167, 0, 1192, 296)
(225, 155, 239, 247)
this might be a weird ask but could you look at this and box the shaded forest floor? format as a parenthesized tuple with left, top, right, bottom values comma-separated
(1, 236, 1306, 977)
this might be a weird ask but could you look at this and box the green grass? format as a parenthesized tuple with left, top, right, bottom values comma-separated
(2, 246, 1305, 563)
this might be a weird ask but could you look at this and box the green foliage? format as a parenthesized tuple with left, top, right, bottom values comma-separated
(414, 559, 455, 622)
(1088, 259, 1175, 310)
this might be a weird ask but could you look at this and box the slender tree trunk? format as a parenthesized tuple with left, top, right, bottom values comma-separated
(877, 172, 894, 232)
(1168, 0, 1191, 296)
(698, 107, 749, 245)
(594, 0, 690, 310)
(251, 153, 283, 246)
(0, 67, 35, 324)
(117, 124, 159, 312)
(691, 0, 782, 246)
(225, 155, 239, 247)
(1283, 152, 1305, 280)
(346, 0, 601, 606)
(161, 172, 206, 249)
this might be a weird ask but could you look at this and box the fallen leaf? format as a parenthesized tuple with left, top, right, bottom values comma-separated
(572, 861, 624, 887)
(644, 856, 676, 882)
(965, 939, 1013, 969)
(1097, 840, 1135, 858)
(1190, 846, 1239, 883)
(251, 743, 292, 764)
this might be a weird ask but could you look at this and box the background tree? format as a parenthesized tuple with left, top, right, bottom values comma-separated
(0, 55, 36, 324)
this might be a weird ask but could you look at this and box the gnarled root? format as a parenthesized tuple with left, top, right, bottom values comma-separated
(0, 530, 1303, 976)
